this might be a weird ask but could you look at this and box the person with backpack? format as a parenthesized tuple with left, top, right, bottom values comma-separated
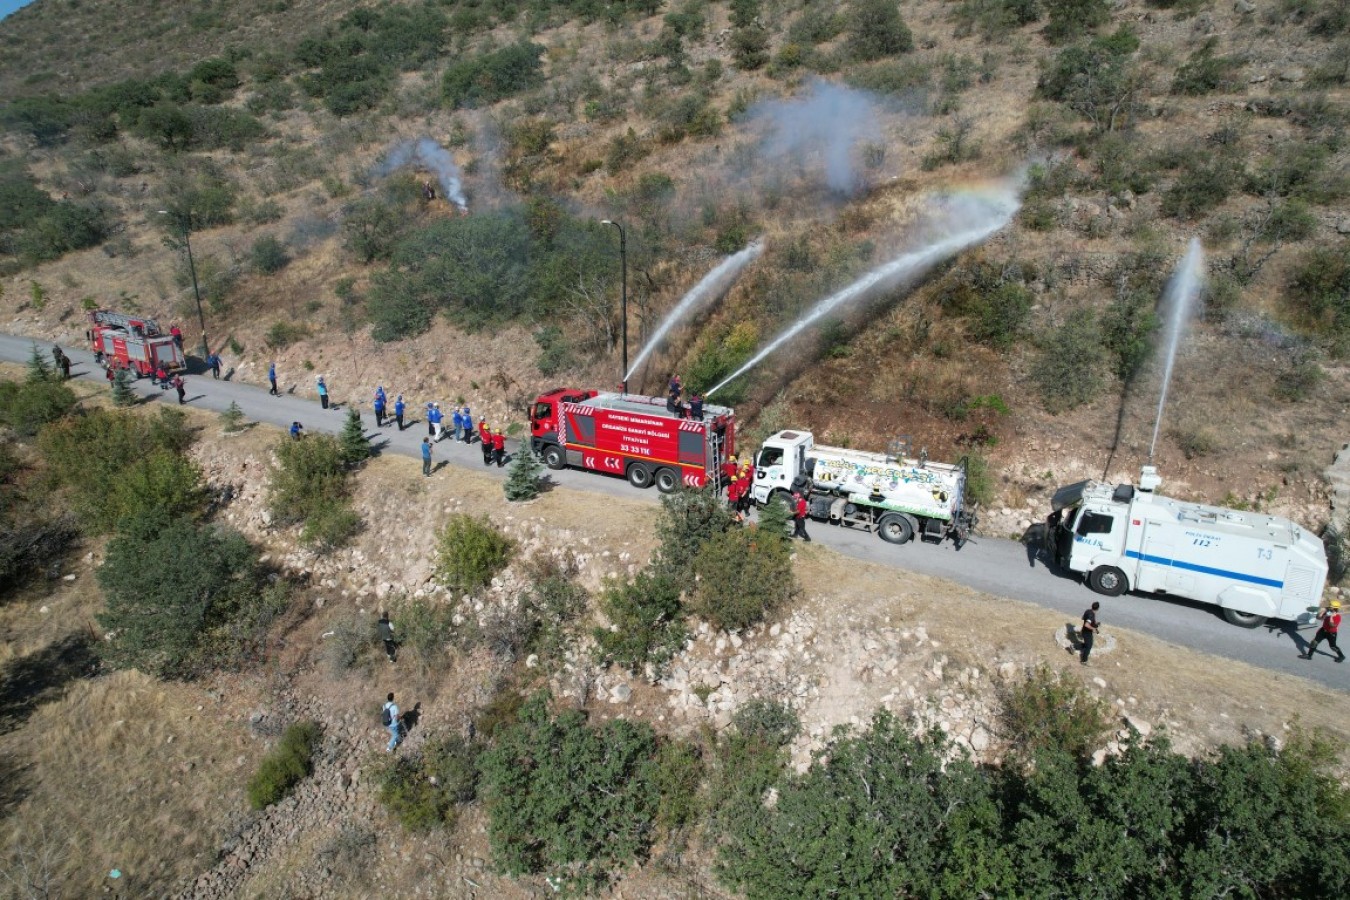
(382, 692, 402, 752)
(208, 352, 222, 379)
(268, 362, 278, 395)
(373, 391, 387, 428)
(1301, 599, 1345, 662)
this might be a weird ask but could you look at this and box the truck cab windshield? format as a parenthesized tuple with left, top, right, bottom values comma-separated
(1077, 511, 1115, 535)
(757, 447, 784, 469)
(532, 402, 552, 422)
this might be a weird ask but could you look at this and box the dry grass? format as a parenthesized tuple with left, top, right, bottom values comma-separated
(0, 670, 261, 896)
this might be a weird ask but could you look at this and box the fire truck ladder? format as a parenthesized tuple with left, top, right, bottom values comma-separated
(92, 310, 162, 334)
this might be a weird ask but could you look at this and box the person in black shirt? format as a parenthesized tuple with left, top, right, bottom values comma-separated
(1080, 602, 1100, 664)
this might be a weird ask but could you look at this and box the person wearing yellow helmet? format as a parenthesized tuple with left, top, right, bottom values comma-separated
(1301, 598, 1345, 663)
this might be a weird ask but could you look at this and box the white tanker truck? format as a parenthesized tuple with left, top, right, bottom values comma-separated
(750, 430, 975, 547)
(1046, 466, 1328, 627)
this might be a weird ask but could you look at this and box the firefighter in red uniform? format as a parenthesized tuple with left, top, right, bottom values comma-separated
(738, 462, 754, 514)
(726, 466, 742, 510)
(792, 492, 811, 541)
(1301, 599, 1345, 662)
(480, 424, 495, 465)
(492, 430, 506, 467)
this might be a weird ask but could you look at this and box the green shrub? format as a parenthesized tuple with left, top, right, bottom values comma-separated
(940, 260, 1033, 349)
(716, 709, 1010, 898)
(185, 105, 265, 151)
(1273, 349, 1326, 401)
(1171, 424, 1217, 458)
(18, 201, 112, 261)
(731, 25, 771, 71)
(219, 400, 245, 433)
(533, 325, 575, 375)
(0, 378, 77, 436)
(0, 170, 57, 232)
(1037, 28, 1140, 131)
(248, 721, 322, 809)
(342, 196, 405, 264)
(690, 523, 797, 631)
(480, 692, 687, 891)
(1161, 154, 1239, 219)
(1032, 308, 1108, 413)
(249, 235, 290, 274)
(434, 514, 515, 595)
(378, 735, 479, 831)
(952, 0, 1041, 39)
(97, 512, 260, 677)
(1287, 241, 1350, 352)
(732, 700, 800, 747)
(442, 42, 545, 108)
(594, 570, 687, 675)
(268, 434, 361, 549)
(998, 663, 1112, 759)
(1171, 38, 1243, 95)
(264, 321, 307, 349)
(605, 127, 649, 175)
(652, 487, 736, 592)
(846, 0, 914, 62)
(1100, 289, 1158, 382)
(790, 2, 847, 44)
(39, 408, 204, 534)
(1043, 0, 1111, 44)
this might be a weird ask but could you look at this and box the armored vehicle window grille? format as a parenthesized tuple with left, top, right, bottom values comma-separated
(1285, 566, 1316, 601)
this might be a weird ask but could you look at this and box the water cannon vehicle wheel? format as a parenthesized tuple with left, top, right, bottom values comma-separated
(1222, 608, 1267, 628)
(1089, 566, 1128, 597)
(877, 513, 913, 545)
(655, 468, 679, 494)
(627, 463, 653, 489)
(542, 445, 566, 470)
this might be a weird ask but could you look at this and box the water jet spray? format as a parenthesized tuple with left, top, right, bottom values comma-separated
(1147, 237, 1205, 462)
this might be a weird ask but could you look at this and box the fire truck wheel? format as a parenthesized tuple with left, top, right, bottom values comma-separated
(877, 513, 913, 545)
(655, 468, 679, 494)
(627, 463, 653, 489)
(1089, 566, 1128, 597)
(542, 445, 566, 470)
(1221, 608, 1267, 628)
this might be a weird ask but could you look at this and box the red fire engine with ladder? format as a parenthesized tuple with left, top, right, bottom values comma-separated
(529, 389, 735, 493)
(86, 309, 185, 377)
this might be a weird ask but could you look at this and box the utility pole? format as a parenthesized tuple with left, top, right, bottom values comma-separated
(158, 209, 209, 360)
(601, 219, 628, 393)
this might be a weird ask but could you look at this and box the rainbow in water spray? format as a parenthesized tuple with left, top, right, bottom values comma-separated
(706, 179, 1023, 398)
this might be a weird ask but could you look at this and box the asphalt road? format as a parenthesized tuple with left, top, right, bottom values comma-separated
(6, 332, 1344, 692)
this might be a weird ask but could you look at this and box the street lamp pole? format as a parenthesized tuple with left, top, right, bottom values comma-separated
(601, 219, 627, 393)
(159, 210, 209, 360)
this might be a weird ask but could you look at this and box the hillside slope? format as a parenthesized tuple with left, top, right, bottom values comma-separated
(1, 0, 1347, 529)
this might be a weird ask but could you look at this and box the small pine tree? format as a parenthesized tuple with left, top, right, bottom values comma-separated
(111, 368, 137, 407)
(219, 400, 245, 433)
(756, 494, 793, 542)
(338, 407, 369, 468)
(504, 445, 543, 501)
(26, 344, 54, 383)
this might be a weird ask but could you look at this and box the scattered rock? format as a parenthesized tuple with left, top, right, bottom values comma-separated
(1279, 68, 1306, 83)
(609, 683, 632, 704)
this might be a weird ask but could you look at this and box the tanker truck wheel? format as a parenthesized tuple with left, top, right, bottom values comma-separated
(877, 513, 913, 545)
(1221, 608, 1267, 628)
(1089, 566, 1128, 597)
(542, 445, 566, 470)
(627, 463, 653, 489)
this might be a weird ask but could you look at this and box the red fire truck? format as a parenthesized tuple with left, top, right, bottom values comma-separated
(87, 309, 185, 377)
(529, 388, 735, 493)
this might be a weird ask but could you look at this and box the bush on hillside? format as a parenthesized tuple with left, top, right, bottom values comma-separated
(1037, 28, 1140, 131)
(939, 260, 1033, 349)
(0, 377, 77, 436)
(38, 408, 204, 533)
(442, 42, 545, 108)
(1100, 288, 1158, 382)
(652, 487, 736, 592)
(480, 692, 696, 891)
(593, 570, 687, 675)
(0, 169, 57, 233)
(378, 734, 479, 831)
(248, 721, 322, 809)
(249, 234, 290, 274)
(1160, 152, 1240, 219)
(1032, 308, 1108, 413)
(17, 201, 112, 261)
(690, 523, 798, 631)
(997, 663, 1112, 759)
(1171, 38, 1243, 96)
(267, 433, 363, 549)
(1287, 241, 1350, 354)
(434, 514, 515, 595)
(846, 0, 914, 61)
(96, 512, 260, 677)
(1042, 0, 1111, 44)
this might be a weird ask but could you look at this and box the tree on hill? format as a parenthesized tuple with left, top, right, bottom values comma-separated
(111, 367, 136, 407)
(503, 444, 543, 501)
(846, 0, 913, 61)
(338, 408, 370, 469)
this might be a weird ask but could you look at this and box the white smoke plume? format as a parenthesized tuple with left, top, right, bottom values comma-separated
(375, 137, 468, 211)
(744, 78, 896, 197)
